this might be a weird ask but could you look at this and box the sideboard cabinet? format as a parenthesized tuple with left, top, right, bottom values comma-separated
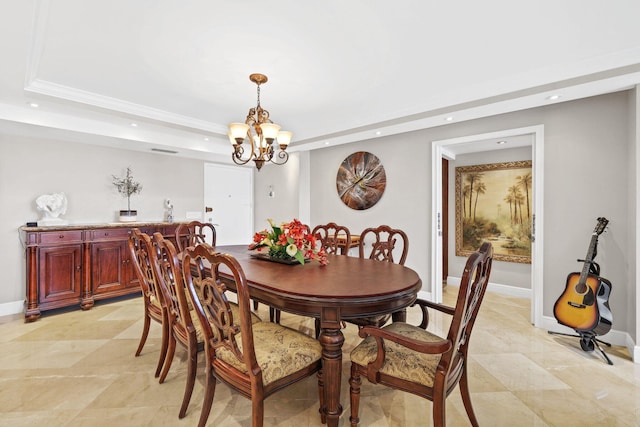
(20, 222, 183, 322)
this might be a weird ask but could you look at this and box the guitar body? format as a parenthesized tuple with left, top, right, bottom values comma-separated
(553, 272, 601, 331)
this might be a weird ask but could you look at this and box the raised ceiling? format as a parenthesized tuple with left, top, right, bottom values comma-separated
(2, 0, 640, 162)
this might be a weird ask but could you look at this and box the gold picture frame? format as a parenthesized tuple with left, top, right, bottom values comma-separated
(455, 160, 532, 263)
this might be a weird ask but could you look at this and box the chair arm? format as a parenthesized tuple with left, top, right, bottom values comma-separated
(358, 325, 452, 355)
(413, 298, 455, 315)
(411, 298, 455, 329)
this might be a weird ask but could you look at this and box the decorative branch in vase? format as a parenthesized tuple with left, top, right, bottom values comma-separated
(112, 167, 142, 222)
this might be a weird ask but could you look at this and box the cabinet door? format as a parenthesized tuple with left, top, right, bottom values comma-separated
(92, 241, 128, 295)
(38, 244, 82, 306)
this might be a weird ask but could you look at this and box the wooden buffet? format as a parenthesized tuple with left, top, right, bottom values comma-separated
(20, 222, 185, 322)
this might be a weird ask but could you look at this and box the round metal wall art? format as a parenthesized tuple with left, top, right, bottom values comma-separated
(336, 151, 386, 210)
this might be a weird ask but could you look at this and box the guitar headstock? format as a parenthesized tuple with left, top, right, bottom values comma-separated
(594, 217, 609, 236)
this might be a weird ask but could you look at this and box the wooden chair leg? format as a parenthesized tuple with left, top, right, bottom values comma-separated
(155, 320, 169, 377)
(432, 392, 446, 427)
(198, 366, 217, 427)
(135, 313, 151, 356)
(269, 307, 281, 323)
(159, 336, 176, 384)
(252, 398, 265, 427)
(178, 343, 198, 418)
(459, 368, 479, 427)
(349, 365, 361, 427)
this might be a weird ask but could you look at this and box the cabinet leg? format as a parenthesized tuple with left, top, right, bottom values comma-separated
(80, 297, 94, 310)
(24, 309, 41, 323)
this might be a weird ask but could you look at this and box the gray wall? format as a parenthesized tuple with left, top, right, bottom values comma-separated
(308, 91, 633, 332)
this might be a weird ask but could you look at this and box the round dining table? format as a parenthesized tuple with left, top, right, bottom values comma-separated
(215, 245, 422, 426)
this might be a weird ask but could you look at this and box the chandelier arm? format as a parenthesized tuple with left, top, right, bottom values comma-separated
(232, 153, 252, 166)
(269, 150, 289, 166)
(232, 145, 252, 166)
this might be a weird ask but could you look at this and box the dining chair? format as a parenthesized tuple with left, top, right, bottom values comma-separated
(128, 228, 169, 378)
(149, 232, 205, 419)
(182, 243, 324, 427)
(312, 222, 352, 255)
(348, 242, 493, 427)
(347, 225, 410, 328)
(175, 220, 216, 253)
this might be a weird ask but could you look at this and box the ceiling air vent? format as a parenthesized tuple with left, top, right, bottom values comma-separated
(151, 148, 178, 154)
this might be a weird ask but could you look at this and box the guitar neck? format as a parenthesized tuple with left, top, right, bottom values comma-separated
(579, 233, 599, 282)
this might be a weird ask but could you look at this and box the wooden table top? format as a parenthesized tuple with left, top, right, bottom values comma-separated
(215, 245, 421, 319)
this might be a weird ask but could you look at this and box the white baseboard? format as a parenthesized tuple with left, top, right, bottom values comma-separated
(446, 276, 532, 299)
(0, 300, 24, 317)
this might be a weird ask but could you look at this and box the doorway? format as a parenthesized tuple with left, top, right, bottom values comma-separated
(431, 125, 544, 327)
(204, 163, 254, 246)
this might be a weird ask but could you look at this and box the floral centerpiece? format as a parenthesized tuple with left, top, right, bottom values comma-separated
(249, 219, 328, 266)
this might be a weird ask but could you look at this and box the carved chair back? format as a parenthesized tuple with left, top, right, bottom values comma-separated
(175, 221, 216, 253)
(358, 225, 409, 265)
(312, 222, 351, 256)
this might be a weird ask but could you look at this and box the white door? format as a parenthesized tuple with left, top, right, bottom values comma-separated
(204, 163, 254, 246)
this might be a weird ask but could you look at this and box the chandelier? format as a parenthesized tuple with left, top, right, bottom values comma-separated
(228, 73, 292, 171)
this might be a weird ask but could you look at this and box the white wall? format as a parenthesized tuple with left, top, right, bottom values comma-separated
(0, 135, 207, 311)
(252, 152, 302, 230)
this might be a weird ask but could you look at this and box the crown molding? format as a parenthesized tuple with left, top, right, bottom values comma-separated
(24, 78, 228, 134)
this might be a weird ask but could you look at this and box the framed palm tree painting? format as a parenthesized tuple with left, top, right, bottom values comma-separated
(455, 160, 532, 263)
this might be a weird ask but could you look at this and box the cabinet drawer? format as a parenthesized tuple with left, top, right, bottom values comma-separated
(39, 230, 83, 244)
(88, 228, 131, 241)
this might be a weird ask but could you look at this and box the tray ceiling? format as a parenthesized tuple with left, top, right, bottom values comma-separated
(2, 0, 640, 161)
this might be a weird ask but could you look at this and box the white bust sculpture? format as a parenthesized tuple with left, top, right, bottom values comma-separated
(36, 192, 69, 225)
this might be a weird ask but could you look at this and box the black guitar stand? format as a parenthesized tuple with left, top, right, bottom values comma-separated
(547, 329, 613, 365)
(549, 257, 614, 365)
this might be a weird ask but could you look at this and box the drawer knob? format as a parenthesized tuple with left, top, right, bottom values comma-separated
(59, 234, 64, 238)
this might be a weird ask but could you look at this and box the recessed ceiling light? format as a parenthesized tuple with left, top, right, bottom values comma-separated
(375, 131, 382, 136)
(130, 123, 138, 127)
(445, 116, 454, 122)
(28, 102, 39, 108)
(203, 137, 209, 141)
(546, 94, 561, 101)
(325, 142, 330, 145)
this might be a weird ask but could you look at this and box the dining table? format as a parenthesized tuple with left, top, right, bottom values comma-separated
(214, 245, 422, 426)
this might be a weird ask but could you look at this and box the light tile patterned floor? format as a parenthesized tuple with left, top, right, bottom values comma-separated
(0, 287, 638, 426)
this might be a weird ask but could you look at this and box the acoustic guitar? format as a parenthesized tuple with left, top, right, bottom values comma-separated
(553, 217, 613, 335)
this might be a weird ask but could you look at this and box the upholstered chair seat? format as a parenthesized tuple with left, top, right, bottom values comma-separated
(350, 322, 445, 388)
(215, 321, 322, 386)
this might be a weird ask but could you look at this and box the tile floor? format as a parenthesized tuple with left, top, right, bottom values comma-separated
(0, 287, 638, 426)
